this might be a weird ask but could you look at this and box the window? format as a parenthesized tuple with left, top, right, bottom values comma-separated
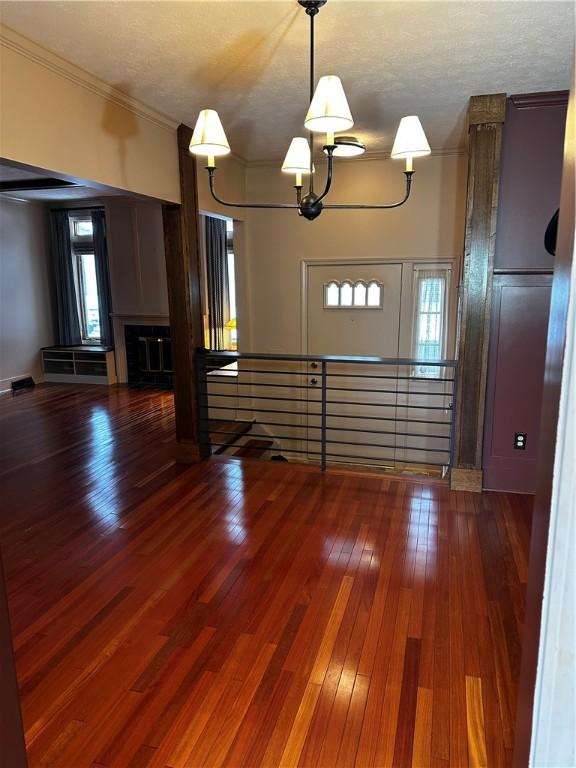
(412, 267, 451, 377)
(200, 215, 238, 351)
(73, 219, 93, 238)
(226, 219, 237, 350)
(69, 213, 101, 343)
(323, 279, 383, 309)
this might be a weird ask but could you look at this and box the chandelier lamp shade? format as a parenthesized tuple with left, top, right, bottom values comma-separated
(189, 0, 431, 220)
(189, 109, 231, 163)
(304, 75, 354, 135)
(281, 137, 313, 187)
(390, 116, 432, 171)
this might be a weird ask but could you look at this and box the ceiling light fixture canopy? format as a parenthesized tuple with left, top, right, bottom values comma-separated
(190, 0, 431, 220)
(328, 136, 366, 157)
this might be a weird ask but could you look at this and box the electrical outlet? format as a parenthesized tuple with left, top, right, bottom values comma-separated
(514, 432, 527, 450)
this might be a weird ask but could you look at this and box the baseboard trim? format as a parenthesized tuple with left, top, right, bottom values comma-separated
(0, 373, 36, 394)
(450, 467, 483, 492)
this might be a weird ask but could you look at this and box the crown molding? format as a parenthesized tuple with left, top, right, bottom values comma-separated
(245, 145, 465, 169)
(0, 25, 178, 133)
(511, 90, 569, 109)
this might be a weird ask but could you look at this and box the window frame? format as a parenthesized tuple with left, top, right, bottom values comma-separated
(410, 264, 452, 378)
(68, 213, 102, 345)
(198, 213, 239, 374)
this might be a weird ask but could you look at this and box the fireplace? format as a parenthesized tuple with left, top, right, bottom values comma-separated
(124, 324, 173, 388)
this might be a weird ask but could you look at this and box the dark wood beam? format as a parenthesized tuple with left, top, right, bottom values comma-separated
(0, 178, 76, 192)
(513, 84, 575, 767)
(162, 124, 206, 462)
(0, 551, 28, 768)
(451, 93, 506, 492)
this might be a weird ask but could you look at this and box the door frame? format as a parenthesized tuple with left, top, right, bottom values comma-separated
(300, 256, 459, 358)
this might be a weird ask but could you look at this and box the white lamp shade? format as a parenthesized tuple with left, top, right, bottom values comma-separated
(390, 116, 431, 159)
(304, 75, 354, 134)
(189, 109, 231, 157)
(281, 137, 313, 174)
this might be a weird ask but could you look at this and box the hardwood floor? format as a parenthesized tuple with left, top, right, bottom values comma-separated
(0, 385, 532, 767)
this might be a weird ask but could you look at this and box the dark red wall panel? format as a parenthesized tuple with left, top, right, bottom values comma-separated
(483, 275, 552, 493)
(483, 92, 567, 493)
(495, 93, 567, 271)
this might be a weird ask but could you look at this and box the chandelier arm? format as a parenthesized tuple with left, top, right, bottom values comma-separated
(315, 148, 335, 203)
(323, 171, 414, 209)
(207, 169, 300, 210)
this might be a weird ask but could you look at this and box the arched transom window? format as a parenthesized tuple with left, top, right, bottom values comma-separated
(324, 280, 383, 309)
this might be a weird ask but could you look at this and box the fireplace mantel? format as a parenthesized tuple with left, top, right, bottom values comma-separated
(111, 313, 170, 383)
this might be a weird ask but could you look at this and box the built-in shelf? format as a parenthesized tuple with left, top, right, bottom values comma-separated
(41, 345, 117, 385)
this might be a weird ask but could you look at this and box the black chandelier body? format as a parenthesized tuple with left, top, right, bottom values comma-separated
(195, 0, 423, 221)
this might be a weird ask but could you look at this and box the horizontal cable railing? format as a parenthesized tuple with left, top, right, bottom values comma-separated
(197, 351, 458, 475)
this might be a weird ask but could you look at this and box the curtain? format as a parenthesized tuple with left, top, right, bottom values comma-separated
(205, 216, 230, 350)
(50, 209, 81, 345)
(91, 209, 114, 347)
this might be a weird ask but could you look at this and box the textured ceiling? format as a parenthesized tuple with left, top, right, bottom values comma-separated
(1, 0, 573, 161)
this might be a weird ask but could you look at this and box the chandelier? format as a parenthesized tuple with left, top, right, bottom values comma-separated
(189, 0, 431, 221)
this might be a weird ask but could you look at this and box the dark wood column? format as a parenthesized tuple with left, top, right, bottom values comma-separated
(451, 94, 506, 492)
(163, 124, 206, 462)
(0, 551, 28, 768)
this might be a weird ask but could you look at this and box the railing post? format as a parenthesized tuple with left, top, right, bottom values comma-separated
(196, 350, 211, 459)
(448, 363, 458, 471)
(321, 361, 327, 471)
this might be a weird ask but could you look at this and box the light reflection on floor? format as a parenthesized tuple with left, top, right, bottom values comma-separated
(85, 406, 120, 524)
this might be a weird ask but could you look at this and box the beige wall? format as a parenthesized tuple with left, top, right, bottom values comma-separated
(0, 27, 180, 203)
(0, 198, 54, 389)
(197, 153, 247, 222)
(242, 152, 467, 353)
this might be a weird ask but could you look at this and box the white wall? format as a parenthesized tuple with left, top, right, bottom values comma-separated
(530, 236, 576, 764)
(529, 85, 575, 768)
(0, 198, 54, 389)
(242, 152, 467, 353)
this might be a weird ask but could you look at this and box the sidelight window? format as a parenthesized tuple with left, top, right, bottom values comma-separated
(412, 267, 451, 377)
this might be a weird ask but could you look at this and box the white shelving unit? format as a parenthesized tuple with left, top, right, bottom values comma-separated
(41, 346, 117, 385)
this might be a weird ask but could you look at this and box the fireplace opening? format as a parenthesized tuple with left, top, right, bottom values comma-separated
(125, 325, 173, 388)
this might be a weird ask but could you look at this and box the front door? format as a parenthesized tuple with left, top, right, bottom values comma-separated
(305, 262, 404, 467)
(306, 262, 403, 358)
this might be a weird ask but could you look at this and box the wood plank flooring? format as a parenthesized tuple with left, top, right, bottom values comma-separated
(0, 385, 532, 767)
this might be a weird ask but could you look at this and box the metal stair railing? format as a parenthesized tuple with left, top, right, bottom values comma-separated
(196, 350, 458, 475)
